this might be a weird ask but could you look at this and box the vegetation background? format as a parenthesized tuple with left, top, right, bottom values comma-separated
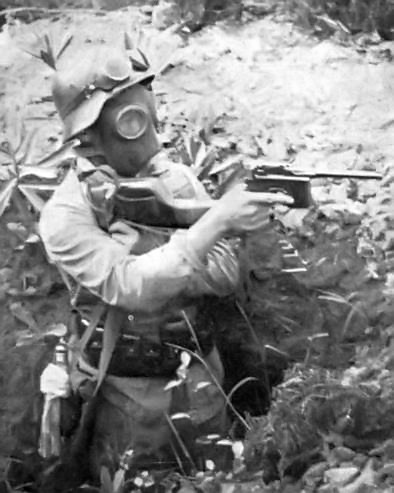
(0, 0, 394, 491)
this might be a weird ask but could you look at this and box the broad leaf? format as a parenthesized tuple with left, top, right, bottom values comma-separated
(180, 351, 191, 367)
(25, 232, 40, 244)
(206, 434, 221, 440)
(0, 166, 13, 180)
(137, 48, 150, 68)
(23, 30, 73, 70)
(18, 185, 46, 212)
(0, 178, 16, 217)
(41, 50, 56, 70)
(231, 440, 244, 459)
(15, 330, 36, 347)
(180, 135, 194, 166)
(44, 34, 56, 68)
(100, 466, 113, 493)
(113, 469, 125, 493)
(56, 32, 73, 60)
(193, 140, 207, 170)
(6, 221, 28, 240)
(0, 144, 13, 160)
(194, 149, 217, 180)
(17, 182, 56, 205)
(184, 134, 199, 164)
(170, 412, 191, 420)
(164, 378, 183, 391)
(19, 166, 59, 180)
(195, 381, 212, 390)
(9, 301, 40, 333)
(44, 323, 68, 338)
(216, 439, 233, 446)
(15, 128, 38, 166)
(20, 48, 43, 61)
(308, 333, 329, 342)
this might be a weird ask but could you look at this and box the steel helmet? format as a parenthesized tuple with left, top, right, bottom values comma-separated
(51, 45, 155, 142)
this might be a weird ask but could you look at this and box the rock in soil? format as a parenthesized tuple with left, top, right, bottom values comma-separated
(332, 447, 357, 463)
(324, 467, 360, 487)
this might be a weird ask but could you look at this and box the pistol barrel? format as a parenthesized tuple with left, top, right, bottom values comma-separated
(296, 170, 382, 180)
(253, 164, 382, 181)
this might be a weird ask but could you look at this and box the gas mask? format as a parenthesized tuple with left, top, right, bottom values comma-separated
(52, 44, 160, 177)
(93, 83, 161, 177)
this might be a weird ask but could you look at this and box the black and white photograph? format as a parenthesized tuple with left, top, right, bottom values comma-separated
(0, 0, 393, 491)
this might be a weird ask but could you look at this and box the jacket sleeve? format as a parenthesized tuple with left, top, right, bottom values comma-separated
(152, 161, 240, 296)
(39, 170, 238, 312)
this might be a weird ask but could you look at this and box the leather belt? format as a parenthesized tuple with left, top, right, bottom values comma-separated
(80, 313, 214, 378)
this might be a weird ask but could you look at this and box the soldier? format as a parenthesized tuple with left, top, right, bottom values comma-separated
(39, 43, 272, 487)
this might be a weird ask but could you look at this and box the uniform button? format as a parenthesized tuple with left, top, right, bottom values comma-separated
(128, 314, 134, 322)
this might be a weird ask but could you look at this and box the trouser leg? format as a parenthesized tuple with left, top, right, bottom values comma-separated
(89, 353, 228, 479)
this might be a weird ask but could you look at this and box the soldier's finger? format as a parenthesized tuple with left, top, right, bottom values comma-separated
(108, 221, 135, 235)
(249, 212, 273, 230)
(248, 191, 294, 207)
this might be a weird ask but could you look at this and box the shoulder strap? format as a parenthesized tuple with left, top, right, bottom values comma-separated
(78, 304, 106, 354)
(94, 306, 127, 394)
(70, 304, 126, 394)
(69, 303, 106, 376)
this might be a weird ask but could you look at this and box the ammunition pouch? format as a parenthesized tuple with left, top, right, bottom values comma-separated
(81, 311, 214, 378)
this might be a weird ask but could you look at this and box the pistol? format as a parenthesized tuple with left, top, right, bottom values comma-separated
(114, 163, 382, 228)
(245, 163, 382, 208)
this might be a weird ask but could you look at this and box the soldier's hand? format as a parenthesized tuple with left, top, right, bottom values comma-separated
(212, 184, 290, 233)
(186, 184, 292, 263)
(109, 221, 139, 250)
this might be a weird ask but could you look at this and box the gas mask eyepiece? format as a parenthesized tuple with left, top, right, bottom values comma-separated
(115, 104, 149, 140)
